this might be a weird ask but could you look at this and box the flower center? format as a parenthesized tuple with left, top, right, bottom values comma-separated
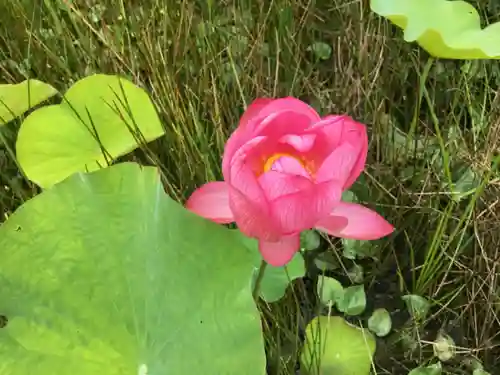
(263, 153, 297, 172)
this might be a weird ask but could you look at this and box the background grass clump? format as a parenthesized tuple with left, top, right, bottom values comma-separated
(1, 0, 500, 374)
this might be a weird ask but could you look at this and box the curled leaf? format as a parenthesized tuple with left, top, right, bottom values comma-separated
(433, 331, 456, 362)
(371, 0, 500, 59)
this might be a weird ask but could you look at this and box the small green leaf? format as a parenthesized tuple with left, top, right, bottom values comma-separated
(0, 79, 58, 125)
(473, 369, 491, 375)
(408, 362, 442, 375)
(300, 229, 321, 251)
(347, 263, 364, 283)
(342, 190, 358, 203)
(301, 316, 375, 375)
(342, 238, 377, 260)
(368, 308, 392, 337)
(16, 74, 165, 188)
(402, 294, 431, 321)
(313, 251, 340, 271)
(307, 42, 332, 60)
(337, 285, 366, 316)
(242, 235, 306, 303)
(450, 166, 480, 202)
(317, 276, 344, 307)
(254, 252, 306, 303)
(433, 331, 456, 362)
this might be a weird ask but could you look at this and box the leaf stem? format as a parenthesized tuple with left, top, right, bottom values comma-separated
(252, 259, 268, 300)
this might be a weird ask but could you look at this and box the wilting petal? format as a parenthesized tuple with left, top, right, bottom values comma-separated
(186, 182, 234, 223)
(259, 170, 312, 201)
(270, 180, 342, 234)
(228, 186, 281, 241)
(315, 202, 394, 240)
(315, 143, 357, 186)
(259, 234, 300, 267)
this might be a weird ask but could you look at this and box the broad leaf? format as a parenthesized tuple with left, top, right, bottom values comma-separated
(16, 74, 165, 188)
(301, 316, 376, 375)
(0, 79, 58, 125)
(371, 0, 500, 59)
(0, 163, 265, 374)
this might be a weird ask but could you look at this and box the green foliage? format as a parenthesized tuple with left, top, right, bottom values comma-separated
(239, 235, 306, 303)
(368, 308, 392, 337)
(408, 362, 442, 375)
(337, 285, 367, 316)
(433, 331, 456, 361)
(301, 316, 376, 375)
(16, 74, 165, 188)
(317, 276, 344, 307)
(402, 294, 431, 321)
(371, 0, 500, 59)
(300, 229, 321, 251)
(0, 163, 265, 374)
(307, 42, 332, 61)
(317, 277, 366, 316)
(341, 191, 378, 260)
(253, 254, 306, 303)
(0, 79, 58, 125)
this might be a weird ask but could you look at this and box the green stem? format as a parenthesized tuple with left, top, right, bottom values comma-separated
(252, 259, 268, 300)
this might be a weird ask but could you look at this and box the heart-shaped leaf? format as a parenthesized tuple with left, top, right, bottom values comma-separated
(317, 276, 344, 307)
(0, 79, 58, 125)
(16, 74, 165, 188)
(368, 308, 392, 337)
(337, 285, 367, 316)
(402, 294, 431, 321)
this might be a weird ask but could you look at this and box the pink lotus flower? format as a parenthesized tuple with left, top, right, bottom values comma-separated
(186, 97, 394, 266)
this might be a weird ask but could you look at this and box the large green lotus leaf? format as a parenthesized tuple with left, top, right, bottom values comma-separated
(371, 0, 500, 59)
(0, 79, 58, 125)
(240, 235, 306, 303)
(0, 163, 265, 375)
(16, 74, 165, 188)
(301, 316, 375, 375)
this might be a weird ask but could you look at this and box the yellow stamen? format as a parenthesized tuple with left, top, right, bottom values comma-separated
(263, 153, 309, 173)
